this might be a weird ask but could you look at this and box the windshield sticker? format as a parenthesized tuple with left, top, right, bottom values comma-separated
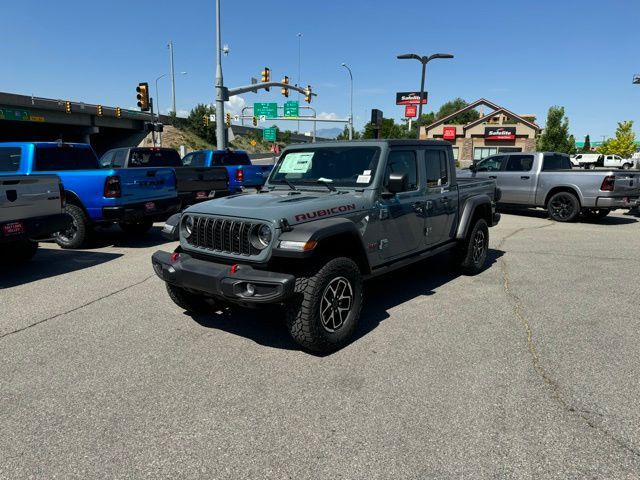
(279, 152, 314, 174)
(363, 170, 372, 175)
(317, 177, 333, 182)
(356, 174, 371, 184)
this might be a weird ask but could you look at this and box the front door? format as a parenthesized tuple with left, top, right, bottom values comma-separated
(423, 148, 458, 246)
(377, 150, 424, 260)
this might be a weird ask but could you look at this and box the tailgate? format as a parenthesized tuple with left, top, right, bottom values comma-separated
(175, 167, 228, 193)
(613, 172, 640, 197)
(0, 175, 62, 223)
(116, 168, 177, 202)
(240, 165, 272, 186)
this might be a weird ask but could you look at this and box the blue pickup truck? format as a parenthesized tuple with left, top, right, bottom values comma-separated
(0, 142, 180, 248)
(181, 149, 272, 193)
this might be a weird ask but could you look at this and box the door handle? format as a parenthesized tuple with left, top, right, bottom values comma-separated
(488, 175, 497, 179)
(521, 176, 530, 180)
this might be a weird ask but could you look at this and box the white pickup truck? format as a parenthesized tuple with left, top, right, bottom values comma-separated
(1, 170, 70, 263)
(571, 153, 635, 170)
(463, 152, 640, 221)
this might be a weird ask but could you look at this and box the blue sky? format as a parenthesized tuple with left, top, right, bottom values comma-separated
(2, 0, 639, 139)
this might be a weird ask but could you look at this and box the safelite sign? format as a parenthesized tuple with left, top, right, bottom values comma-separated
(443, 126, 456, 140)
(485, 127, 516, 140)
(396, 92, 428, 105)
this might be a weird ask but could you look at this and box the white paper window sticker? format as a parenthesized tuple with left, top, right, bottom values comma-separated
(279, 152, 314, 174)
(363, 170, 372, 175)
(356, 174, 371, 184)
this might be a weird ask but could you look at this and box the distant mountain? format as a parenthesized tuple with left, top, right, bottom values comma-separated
(316, 127, 342, 139)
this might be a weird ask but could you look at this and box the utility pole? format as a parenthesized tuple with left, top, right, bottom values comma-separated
(168, 41, 177, 114)
(215, 0, 226, 150)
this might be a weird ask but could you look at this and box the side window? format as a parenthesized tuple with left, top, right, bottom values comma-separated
(112, 150, 126, 168)
(542, 154, 572, 170)
(100, 151, 114, 168)
(386, 150, 418, 191)
(505, 155, 534, 172)
(425, 149, 449, 187)
(182, 153, 193, 166)
(0, 147, 21, 172)
(190, 152, 207, 167)
(476, 155, 504, 172)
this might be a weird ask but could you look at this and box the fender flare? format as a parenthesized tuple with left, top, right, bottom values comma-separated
(456, 194, 492, 239)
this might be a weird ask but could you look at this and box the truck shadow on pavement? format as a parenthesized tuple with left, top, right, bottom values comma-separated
(499, 208, 638, 225)
(0, 249, 122, 289)
(187, 249, 504, 354)
(83, 225, 175, 250)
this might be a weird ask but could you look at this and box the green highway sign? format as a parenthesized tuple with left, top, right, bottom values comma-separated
(263, 127, 277, 142)
(0, 108, 32, 122)
(254, 102, 278, 118)
(283, 101, 299, 118)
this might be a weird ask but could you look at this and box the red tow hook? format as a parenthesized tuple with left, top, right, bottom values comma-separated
(170, 252, 180, 263)
(230, 264, 239, 274)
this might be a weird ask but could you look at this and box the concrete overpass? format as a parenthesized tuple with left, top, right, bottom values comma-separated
(0, 92, 161, 155)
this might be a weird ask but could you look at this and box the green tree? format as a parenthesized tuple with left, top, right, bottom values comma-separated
(568, 135, 577, 155)
(435, 98, 480, 124)
(362, 117, 406, 139)
(187, 104, 216, 145)
(599, 121, 636, 157)
(537, 106, 573, 153)
(582, 134, 591, 152)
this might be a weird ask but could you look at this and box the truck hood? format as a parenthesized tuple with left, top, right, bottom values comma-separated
(184, 189, 368, 226)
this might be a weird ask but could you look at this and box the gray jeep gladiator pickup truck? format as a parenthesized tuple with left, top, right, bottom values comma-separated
(152, 140, 500, 352)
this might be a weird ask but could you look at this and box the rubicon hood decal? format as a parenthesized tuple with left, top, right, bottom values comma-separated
(294, 204, 356, 222)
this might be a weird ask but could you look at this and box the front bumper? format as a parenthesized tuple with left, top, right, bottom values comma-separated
(0, 213, 71, 244)
(595, 196, 640, 208)
(491, 212, 501, 226)
(151, 250, 296, 304)
(102, 197, 180, 223)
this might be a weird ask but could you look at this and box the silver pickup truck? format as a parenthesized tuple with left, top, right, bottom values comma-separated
(1, 173, 70, 263)
(462, 152, 640, 221)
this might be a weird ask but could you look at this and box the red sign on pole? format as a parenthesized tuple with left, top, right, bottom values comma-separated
(405, 105, 417, 118)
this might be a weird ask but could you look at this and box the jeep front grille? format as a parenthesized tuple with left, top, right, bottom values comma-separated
(186, 216, 261, 256)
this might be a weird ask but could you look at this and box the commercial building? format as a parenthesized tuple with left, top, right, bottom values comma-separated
(422, 98, 540, 163)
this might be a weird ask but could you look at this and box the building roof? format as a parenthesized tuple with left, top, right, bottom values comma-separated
(424, 98, 540, 132)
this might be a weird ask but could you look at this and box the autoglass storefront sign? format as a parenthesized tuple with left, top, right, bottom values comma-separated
(484, 127, 516, 140)
(395, 92, 428, 105)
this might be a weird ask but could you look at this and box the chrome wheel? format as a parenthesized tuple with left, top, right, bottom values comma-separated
(320, 276, 353, 332)
(472, 229, 486, 264)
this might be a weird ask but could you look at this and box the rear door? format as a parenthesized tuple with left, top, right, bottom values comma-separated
(423, 148, 458, 246)
(378, 149, 424, 259)
(497, 154, 535, 204)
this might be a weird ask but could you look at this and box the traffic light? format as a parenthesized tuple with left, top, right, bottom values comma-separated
(304, 85, 313, 103)
(65, 101, 72, 114)
(136, 82, 150, 111)
(116, 107, 122, 118)
(252, 116, 258, 126)
(225, 112, 231, 127)
(97, 105, 103, 116)
(281, 76, 289, 97)
(203, 115, 209, 127)
(261, 67, 270, 91)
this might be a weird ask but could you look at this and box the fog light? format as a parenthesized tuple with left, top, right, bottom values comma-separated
(246, 283, 256, 296)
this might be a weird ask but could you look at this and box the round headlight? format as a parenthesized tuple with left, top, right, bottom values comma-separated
(251, 224, 272, 250)
(183, 215, 194, 237)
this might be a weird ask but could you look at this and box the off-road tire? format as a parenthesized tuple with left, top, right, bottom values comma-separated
(456, 218, 489, 275)
(547, 191, 580, 222)
(53, 204, 91, 249)
(166, 283, 212, 314)
(622, 163, 632, 170)
(582, 208, 610, 220)
(120, 219, 154, 235)
(285, 257, 363, 353)
(4, 240, 38, 264)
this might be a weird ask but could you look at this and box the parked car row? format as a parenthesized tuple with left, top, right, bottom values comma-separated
(570, 153, 637, 170)
(0, 142, 273, 258)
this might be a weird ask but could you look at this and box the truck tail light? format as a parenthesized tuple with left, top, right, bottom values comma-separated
(600, 175, 615, 192)
(236, 167, 244, 182)
(104, 175, 121, 198)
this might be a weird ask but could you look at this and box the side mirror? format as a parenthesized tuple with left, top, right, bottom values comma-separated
(387, 172, 408, 194)
(468, 162, 477, 172)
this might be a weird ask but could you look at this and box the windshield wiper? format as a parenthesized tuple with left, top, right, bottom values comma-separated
(301, 179, 337, 192)
(273, 179, 297, 190)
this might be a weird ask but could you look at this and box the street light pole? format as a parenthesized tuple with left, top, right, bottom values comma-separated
(168, 41, 177, 114)
(341, 63, 353, 140)
(155, 73, 168, 123)
(297, 32, 302, 133)
(215, 0, 226, 150)
(397, 52, 454, 139)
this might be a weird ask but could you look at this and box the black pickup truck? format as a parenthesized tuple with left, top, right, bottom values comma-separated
(99, 147, 230, 209)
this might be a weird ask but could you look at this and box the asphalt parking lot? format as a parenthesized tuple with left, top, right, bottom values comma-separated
(1, 210, 639, 479)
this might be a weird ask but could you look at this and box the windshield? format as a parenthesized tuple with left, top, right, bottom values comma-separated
(129, 149, 182, 167)
(270, 147, 380, 188)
